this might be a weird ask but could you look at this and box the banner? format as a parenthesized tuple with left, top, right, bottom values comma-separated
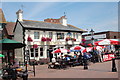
(103, 54, 115, 62)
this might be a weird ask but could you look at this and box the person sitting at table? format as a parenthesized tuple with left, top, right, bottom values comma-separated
(64, 55, 70, 61)
(52, 57, 56, 63)
(74, 54, 77, 59)
(105, 50, 109, 55)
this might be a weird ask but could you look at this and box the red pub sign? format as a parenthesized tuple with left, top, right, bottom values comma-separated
(103, 54, 115, 62)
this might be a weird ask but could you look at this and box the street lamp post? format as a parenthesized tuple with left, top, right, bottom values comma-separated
(90, 29, 95, 63)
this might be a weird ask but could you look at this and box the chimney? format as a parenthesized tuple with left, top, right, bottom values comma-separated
(60, 16, 67, 26)
(16, 9, 23, 21)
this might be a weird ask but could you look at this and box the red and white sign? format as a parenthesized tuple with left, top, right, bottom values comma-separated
(103, 54, 115, 62)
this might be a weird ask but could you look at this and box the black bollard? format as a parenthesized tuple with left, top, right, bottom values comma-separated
(22, 72, 28, 80)
(112, 58, 117, 72)
(84, 58, 88, 70)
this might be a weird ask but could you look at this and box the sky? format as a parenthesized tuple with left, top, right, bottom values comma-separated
(1, 2, 118, 33)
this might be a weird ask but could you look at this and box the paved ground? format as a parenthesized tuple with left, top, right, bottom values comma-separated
(28, 60, 119, 78)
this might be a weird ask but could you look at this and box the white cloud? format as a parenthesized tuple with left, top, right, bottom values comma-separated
(25, 2, 57, 19)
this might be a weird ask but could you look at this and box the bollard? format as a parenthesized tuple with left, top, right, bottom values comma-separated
(112, 58, 117, 72)
(84, 58, 88, 70)
(22, 72, 28, 80)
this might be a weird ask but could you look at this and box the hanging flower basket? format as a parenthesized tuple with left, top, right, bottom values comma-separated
(46, 37, 52, 41)
(65, 37, 71, 41)
(33, 44, 38, 48)
(72, 38, 76, 41)
(41, 37, 46, 42)
(27, 36, 33, 42)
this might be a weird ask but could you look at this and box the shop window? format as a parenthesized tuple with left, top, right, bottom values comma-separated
(57, 33, 64, 39)
(40, 47, 43, 56)
(34, 32, 39, 39)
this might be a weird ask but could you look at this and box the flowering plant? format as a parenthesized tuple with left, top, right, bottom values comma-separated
(66, 37, 76, 41)
(65, 37, 71, 41)
(41, 37, 46, 42)
(27, 36, 33, 42)
(72, 38, 76, 41)
(46, 37, 52, 41)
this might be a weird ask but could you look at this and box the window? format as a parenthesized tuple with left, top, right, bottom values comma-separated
(40, 47, 43, 56)
(34, 32, 39, 39)
(73, 33, 75, 38)
(114, 36, 116, 39)
(49, 32, 53, 38)
(67, 32, 72, 37)
(57, 33, 64, 39)
(76, 33, 78, 39)
(30, 48, 34, 57)
(30, 48, 38, 57)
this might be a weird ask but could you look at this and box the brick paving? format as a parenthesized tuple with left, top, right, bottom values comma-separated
(28, 60, 119, 78)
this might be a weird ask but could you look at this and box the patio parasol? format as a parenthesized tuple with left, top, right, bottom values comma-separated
(94, 39, 120, 46)
(70, 45, 85, 52)
(52, 48, 69, 53)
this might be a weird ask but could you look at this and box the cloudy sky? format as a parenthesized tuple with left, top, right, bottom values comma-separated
(1, 1, 118, 33)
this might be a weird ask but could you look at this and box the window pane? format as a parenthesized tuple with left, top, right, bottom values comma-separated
(35, 53, 38, 57)
(40, 47, 43, 57)
(73, 33, 75, 38)
(30, 48, 34, 52)
(40, 52, 43, 56)
(40, 47, 43, 51)
(31, 53, 34, 57)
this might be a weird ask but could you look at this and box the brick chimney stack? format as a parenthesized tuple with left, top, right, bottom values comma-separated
(44, 16, 67, 26)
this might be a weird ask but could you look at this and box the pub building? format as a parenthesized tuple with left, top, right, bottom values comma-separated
(13, 9, 86, 63)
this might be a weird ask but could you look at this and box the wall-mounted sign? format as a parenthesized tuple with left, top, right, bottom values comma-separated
(85, 34, 106, 40)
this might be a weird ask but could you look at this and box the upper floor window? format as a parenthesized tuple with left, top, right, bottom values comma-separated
(34, 32, 39, 39)
(57, 33, 64, 40)
(73, 33, 75, 38)
(76, 33, 79, 39)
(67, 32, 72, 37)
(49, 32, 53, 39)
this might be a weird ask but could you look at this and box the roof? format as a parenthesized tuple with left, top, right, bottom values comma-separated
(19, 20, 86, 33)
(0, 8, 6, 23)
(5, 22, 16, 35)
